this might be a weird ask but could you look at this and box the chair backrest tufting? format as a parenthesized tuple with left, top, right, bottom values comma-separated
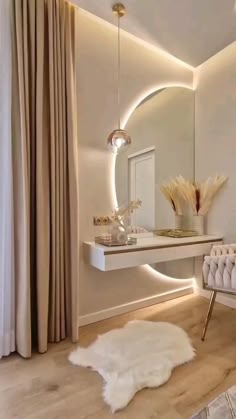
(203, 254, 236, 291)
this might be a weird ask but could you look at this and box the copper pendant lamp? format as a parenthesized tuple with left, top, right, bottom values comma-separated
(107, 3, 131, 154)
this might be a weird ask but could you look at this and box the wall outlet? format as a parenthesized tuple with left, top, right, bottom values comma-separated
(93, 216, 112, 226)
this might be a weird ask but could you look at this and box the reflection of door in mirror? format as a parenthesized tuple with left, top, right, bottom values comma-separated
(128, 148, 155, 230)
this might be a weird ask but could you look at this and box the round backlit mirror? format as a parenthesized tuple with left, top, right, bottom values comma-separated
(115, 86, 195, 278)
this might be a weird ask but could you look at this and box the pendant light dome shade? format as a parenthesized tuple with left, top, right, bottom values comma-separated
(107, 129, 131, 154)
(107, 3, 131, 154)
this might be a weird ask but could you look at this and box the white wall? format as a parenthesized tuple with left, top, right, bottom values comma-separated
(195, 42, 236, 242)
(75, 9, 194, 320)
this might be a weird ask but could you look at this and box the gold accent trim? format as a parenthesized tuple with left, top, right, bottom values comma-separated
(112, 3, 126, 17)
(204, 285, 236, 296)
(103, 238, 222, 255)
(154, 229, 198, 238)
(201, 290, 217, 341)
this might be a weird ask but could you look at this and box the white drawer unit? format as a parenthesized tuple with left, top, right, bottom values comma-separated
(84, 235, 223, 271)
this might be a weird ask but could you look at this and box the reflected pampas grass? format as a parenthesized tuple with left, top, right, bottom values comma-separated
(160, 178, 185, 215)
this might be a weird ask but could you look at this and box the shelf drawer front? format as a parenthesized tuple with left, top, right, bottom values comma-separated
(84, 239, 223, 271)
(104, 241, 222, 271)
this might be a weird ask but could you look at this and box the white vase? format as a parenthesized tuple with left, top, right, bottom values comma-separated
(192, 215, 205, 235)
(109, 223, 128, 243)
(175, 214, 183, 229)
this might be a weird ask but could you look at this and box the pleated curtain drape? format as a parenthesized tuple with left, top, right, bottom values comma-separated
(11, 0, 79, 357)
(0, 0, 15, 360)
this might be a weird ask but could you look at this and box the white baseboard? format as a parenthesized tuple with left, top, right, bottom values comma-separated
(195, 288, 236, 309)
(79, 286, 193, 326)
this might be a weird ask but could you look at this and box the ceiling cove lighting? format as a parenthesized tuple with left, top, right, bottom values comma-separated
(107, 3, 131, 154)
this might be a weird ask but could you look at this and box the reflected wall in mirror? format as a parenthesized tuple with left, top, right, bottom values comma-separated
(115, 87, 195, 232)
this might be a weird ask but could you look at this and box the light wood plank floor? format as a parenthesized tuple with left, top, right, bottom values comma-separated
(1, 295, 236, 419)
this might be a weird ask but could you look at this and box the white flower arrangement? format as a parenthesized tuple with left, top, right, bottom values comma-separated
(110, 199, 142, 227)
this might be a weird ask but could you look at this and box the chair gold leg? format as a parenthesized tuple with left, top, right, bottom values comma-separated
(201, 290, 217, 341)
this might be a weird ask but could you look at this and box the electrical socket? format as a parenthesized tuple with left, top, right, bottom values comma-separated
(93, 216, 112, 226)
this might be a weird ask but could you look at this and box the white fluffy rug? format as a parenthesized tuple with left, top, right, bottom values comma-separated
(69, 320, 195, 412)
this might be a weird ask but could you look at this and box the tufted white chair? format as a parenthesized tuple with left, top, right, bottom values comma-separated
(201, 244, 236, 341)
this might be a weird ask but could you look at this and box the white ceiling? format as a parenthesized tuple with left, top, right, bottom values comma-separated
(74, 0, 236, 67)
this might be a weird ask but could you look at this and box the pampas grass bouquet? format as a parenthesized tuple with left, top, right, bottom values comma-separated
(160, 175, 228, 234)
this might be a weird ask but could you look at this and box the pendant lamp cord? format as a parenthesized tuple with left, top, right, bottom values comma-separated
(117, 13, 121, 130)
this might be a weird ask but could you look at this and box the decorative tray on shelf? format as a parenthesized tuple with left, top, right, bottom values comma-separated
(154, 229, 198, 238)
(95, 236, 137, 247)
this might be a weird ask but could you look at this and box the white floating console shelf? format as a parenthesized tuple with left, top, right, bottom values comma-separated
(84, 235, 223, 271)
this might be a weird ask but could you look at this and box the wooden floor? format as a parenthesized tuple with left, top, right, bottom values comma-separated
(1, 295, 236, 419)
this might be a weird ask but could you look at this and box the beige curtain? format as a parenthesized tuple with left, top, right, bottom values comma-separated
(12, 0, 79, 357)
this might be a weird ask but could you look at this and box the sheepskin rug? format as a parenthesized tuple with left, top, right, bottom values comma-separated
(69, 320, 195, 412)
